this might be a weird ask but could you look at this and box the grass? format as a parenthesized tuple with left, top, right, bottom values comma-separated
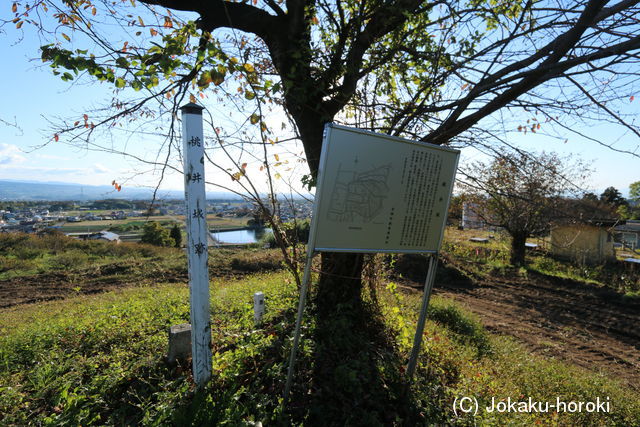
(0, 233, 284, 281)
(382, 285, 640, 425)
(0, 232, 181, 281)
(206, 215, 252, 229)
(441, 227, 640, 295)
(1, 267, 638, 425)
(0, 273, 298, 425)
(1, 231, 638, 424)
(59, 216, 251, 236)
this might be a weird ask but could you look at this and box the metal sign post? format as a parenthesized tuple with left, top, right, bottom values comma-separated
(283, 251, 316, 402)
(406, 253, 438, 379)
(180, 103, 212, 388)
(284, 187, 322, 402)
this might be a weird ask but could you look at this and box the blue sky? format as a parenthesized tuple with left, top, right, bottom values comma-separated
(0, 16, 638, 197)
(1, 30, 134, 185)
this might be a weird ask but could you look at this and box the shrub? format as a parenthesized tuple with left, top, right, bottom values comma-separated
(259, 231, 277, 248)
(140, 221, 175, 247)
(169, 224, 182, 248)
(50, 250, 90, 269)
(229, 251, 282, 272)
(260, 220, 310, 249)
(428, 302, 493, 357)
(0, 257, 35, 273)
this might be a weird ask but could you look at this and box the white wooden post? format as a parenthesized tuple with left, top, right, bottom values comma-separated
(180, 103, 212, 387)
(254, 291, 265, 324)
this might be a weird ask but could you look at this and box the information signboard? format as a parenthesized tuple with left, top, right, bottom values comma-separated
(285, 124, 461, 401)
(312, 124, 460, 253)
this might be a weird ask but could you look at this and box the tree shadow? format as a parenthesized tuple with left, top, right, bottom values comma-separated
(286, 290, 426, 425)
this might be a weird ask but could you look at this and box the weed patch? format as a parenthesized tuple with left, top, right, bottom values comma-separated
(0, 263, 638, 424)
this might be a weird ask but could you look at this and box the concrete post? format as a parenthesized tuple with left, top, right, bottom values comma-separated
(254, 292, 265, 324)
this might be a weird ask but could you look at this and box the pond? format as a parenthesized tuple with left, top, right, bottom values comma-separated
(210, 228, 271, 245)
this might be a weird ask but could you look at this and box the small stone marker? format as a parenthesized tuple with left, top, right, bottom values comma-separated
(469, 237, 489, 243)
(254, 292, 265, 324)
(167, 324, 192, 364)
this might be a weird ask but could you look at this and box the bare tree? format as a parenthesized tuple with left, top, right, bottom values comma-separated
(460, 150, 590, 266)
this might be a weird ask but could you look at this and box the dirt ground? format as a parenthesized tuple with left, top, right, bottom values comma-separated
(0, 250, 284, 308)
(3, 251, 639, 390)
(0, 265, 184, 309)
(405, 258, 640, 390)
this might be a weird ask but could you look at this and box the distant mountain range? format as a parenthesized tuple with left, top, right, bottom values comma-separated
(0, 180, 241, 201)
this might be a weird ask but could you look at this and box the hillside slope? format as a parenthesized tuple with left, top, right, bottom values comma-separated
(1, 270, 638, 425)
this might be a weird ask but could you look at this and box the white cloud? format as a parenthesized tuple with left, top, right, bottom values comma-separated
(94, 163, 111, 173)
(34, 153, 68, 161)
(0, 165, 92, 175)
(0, 143, 26, 165)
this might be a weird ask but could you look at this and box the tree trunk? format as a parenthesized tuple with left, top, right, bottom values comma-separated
(510, 232, 527, 266)
(316, 252, 364, 315)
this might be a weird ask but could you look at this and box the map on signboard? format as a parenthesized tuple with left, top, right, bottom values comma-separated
(327, 162, 391, 223)
(312, 124, 460, 253)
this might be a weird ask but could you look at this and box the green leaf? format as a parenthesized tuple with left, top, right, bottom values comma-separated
(115, 78, 126, 88)
(115, 57, 129, 68)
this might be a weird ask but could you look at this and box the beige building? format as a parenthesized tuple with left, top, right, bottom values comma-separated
(550, 223, 616, 264)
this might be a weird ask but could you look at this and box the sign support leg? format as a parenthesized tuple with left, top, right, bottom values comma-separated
(283, 252, 315, 404)
(406, 253, 438, 380)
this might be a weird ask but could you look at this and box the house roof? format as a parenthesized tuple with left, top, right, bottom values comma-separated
(97, 231, 120, 241)
(555, 219, 619, 229)
(85, 230, 120, 241)
(615, 221, 640, 233)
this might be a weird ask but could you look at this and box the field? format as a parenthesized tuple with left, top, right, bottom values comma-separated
(59, 215, 252, 241)
(1, 231, 639, 424)
(0, 233, 283, 307)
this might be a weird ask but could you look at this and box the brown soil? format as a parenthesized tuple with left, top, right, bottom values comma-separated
(0, 265, 185, 309)
(4, 249, 638, 389)
(0, 251, 284, 309)
(401, 257, 640, 390)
